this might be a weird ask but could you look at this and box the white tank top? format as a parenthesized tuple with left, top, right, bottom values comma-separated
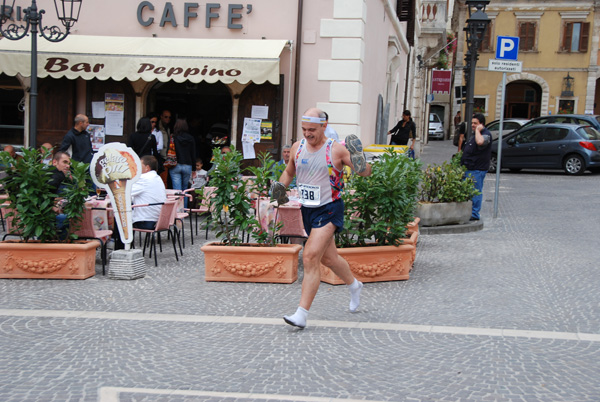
(295, 138, 343, 208)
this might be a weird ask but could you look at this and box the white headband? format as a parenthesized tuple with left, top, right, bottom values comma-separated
(301, 116, 326, 124)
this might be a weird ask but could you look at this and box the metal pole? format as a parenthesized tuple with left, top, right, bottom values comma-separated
(464, 51, 477, 140)
(493, 72, 506, 218)
(29, 1, 39, 149)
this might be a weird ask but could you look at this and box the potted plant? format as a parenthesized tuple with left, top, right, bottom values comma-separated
(321, 149, 423, 284)
(0, 147, 98, 279)
(416, 152, 479, 227)
(200, 148, 301, 283)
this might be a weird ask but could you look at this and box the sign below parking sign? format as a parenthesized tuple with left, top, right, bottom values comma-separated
(496, 36, 519, 60)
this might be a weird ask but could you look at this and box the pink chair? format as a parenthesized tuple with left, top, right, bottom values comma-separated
(166, 190, 191, 249)
(74, 206, 113, 275)
(1, 205, 22, 241)
(132, 200, 180, 267)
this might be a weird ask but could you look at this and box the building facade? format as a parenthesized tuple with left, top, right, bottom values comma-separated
(0, 0, 414, 163)
(452, 0, 600, 124)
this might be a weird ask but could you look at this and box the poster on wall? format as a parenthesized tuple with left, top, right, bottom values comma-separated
(105, 93, 124, 136)
(87, 124, 105, 151)
(260, 121, 273, 141)
(251, 105, 269, 119)
(241, 117, 262, 143)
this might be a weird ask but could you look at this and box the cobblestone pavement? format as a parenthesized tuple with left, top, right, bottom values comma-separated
(1, 139, 600, 401)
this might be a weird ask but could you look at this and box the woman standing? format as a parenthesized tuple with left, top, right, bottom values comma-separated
(169, 118, 196, 196)
(128, 117, 159, 158)
(387, 110, 416, 150)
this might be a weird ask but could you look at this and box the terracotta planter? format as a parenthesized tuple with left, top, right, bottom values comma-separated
(321, 231, 418, 285)
(201, 243, 302, 283)
(0, 240, 100, 279)
(416, 201, 472, 227)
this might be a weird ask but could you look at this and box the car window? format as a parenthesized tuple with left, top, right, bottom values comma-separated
(515, 127, 544, 143)
(541, 128, 568, 142)
(429, 114, 440, 123)
(577, 126, 600, 140)
(487, 122, 499, 131)
(595, 116, 600, 126)
(553, 117, 572, 124)
(505, 122, 522, 130)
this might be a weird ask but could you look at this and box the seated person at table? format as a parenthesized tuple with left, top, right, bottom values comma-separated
(48, 151, 72, 238)
(131, 155, 167, 230)
(276, 145, 295, 189)
(49, 151, 71, 195)
(189, 157, 208, 189)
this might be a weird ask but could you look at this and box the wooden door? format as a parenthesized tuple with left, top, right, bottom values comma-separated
(236, 77, 284, 171)
(37, 77, 75, 147)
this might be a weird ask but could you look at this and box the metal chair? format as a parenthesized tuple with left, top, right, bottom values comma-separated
(73, 206, 112, 275)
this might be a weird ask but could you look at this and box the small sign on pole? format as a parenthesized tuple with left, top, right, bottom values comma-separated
(488, 59, 523, 73)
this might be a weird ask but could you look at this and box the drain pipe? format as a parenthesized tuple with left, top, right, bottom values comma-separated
(291, 0, 303, 143)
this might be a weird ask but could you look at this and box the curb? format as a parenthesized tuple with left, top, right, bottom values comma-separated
(419, 220, 483, 235)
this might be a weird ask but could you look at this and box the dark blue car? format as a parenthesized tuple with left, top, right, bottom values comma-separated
(489, 123, 600, 175)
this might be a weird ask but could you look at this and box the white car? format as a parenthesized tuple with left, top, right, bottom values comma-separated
(486, 118, 529, 141)
(428, 113, 444, 140)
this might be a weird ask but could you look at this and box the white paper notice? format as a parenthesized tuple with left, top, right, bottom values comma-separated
(92, 102, 105, 119)
(251, 105, 269, 119)
(241, 117, 262, 143)
(242, 141, 256, 159)
(105, 111, 124, 136)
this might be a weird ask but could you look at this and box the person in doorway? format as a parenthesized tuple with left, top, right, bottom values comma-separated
(387, 110, 416, 152)
(128, 117, 159, 159)
(460, 113, 492, 221)
(169, 118, 196, 203)
(149, 113, 164, 155)
(131, 155, 167, 230)
(59, 114, 92, 164)
(273, 107, 372, 329)
(158, 110, 172, 159)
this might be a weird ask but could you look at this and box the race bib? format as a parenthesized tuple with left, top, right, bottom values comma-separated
(298, 184, 320, 206)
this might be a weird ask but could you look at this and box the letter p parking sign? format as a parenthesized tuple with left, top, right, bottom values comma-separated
(495, 36, 519, 61)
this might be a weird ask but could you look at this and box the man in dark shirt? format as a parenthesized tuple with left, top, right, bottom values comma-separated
(460, 113, 492, 221)
(59, 114, 92, 164)
(387, 109, 416, 149)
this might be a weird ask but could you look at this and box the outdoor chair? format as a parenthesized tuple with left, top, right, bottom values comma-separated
(0, 206, 22, 241)
(184, 186, 215, 242)
(166, 190, 191, 249)
(74, 206, 112, 275)
(132, 200, 180, 267)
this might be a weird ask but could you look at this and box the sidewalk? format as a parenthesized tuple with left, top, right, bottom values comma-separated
(1, 140, 600, 401)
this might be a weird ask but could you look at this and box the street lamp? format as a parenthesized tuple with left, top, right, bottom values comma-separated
(463, 0, 490, 140)
(0, 0, 82, 149)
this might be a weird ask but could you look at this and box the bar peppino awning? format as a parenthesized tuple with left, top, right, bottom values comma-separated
(0, 35, 288, 85)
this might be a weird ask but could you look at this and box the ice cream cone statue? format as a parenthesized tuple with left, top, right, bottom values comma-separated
(90, 143, 142, 250)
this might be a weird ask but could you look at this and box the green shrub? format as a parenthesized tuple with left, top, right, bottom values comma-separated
(418, 153, 480, 203)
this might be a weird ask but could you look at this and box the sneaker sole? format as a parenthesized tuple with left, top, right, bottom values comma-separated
(271, 182, 289, 205)
(283, 316, 305, 329)
(345, 135, 367, 173)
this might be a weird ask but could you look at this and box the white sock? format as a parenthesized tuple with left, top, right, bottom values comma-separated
(348, 279, 363, 312)
(284, 306, 308, 328)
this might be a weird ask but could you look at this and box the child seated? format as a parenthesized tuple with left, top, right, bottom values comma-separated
(189, 158, 208, 189)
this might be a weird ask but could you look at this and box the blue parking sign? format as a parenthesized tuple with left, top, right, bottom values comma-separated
(495, 36, 519, 60)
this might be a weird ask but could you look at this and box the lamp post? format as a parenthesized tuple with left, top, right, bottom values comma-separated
(0, 0, 82, 149)
(463, 0, 490, 140)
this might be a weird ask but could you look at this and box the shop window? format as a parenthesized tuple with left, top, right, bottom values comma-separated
(518, 22, 537, 51)
(558, 99, 575, 114)
(562, 22, 589, 52)
(0, 77, 25, 146)
(473, 97, 487, 115)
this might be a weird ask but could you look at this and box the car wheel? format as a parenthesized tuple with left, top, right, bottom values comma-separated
(563, 154, 585, 175)
(488, 154, 497, 173)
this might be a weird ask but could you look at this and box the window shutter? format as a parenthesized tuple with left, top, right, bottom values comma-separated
(563, 22, 573, 51)
(580, 22, 590, 52)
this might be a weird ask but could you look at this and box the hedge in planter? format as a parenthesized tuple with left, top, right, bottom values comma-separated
(321, 149, 422, 284)
(200, 148, 301, 283)
(0, 148, 98, 279)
